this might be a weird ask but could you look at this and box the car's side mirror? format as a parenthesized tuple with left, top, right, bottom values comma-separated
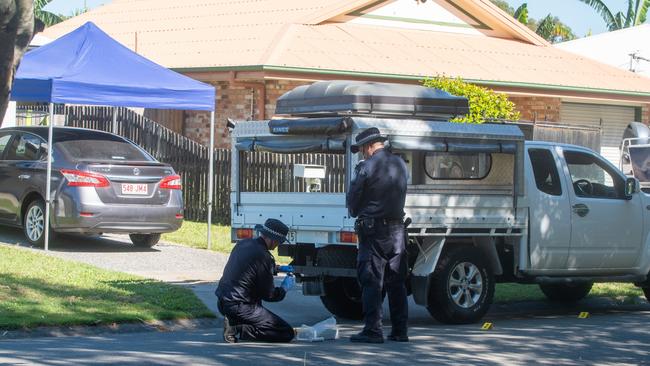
(625, 177, 640, 199)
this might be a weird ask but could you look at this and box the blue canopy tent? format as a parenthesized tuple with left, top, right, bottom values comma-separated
(11, 22, 218, 250)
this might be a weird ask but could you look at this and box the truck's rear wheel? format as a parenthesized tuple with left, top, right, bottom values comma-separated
(539, 283, 593, 302)
(426, 245, 495, 324)
(320, 277, 363, 320)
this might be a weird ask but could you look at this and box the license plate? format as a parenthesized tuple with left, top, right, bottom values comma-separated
(121, 183, 148, 195)
(287, 230, 296, 243)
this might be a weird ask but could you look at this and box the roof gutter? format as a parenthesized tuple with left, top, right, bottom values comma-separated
(173, 65, 650, 99)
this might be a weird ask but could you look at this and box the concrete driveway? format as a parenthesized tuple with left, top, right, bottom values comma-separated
(0, 226, 228, 282)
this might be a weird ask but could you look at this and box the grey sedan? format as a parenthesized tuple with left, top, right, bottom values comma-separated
(0, 126, 183, 247)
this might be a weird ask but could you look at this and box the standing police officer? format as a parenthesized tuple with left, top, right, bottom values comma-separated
(215, 218, 296, 343)
(346, 127, 409, 343)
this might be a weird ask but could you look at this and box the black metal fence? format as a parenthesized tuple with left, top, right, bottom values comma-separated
(16, 104, 232, 223)
(14, 104, 603, 224)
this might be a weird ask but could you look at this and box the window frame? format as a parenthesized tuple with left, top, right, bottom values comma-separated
(528, 148, 563, 196)
(562, 149, 626, 200)
(3, 132, 46, 162)
(422, 151, 492, 181)
(0, 132, 14, 160)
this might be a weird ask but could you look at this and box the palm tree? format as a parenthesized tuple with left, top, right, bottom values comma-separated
(34, 0, 63, 27)
(536, 14, 576, 43)
(514, 3, 529, 24)
(578, 0, 650, 31)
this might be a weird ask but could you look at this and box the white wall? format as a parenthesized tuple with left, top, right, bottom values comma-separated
(2, 101, 16, 127)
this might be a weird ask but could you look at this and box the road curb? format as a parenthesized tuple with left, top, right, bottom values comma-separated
(0, 317, 220, 341)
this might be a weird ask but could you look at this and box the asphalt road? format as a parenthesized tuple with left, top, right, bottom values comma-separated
(2, 227, 650, 365)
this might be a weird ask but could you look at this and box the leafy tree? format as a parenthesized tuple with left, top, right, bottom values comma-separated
(578, 0, 650, 31)
(489, 1, 575, 43)
(536, 14, 576, 42)
(0, 0, 37, 126)
(490, 0, 515, 14)
(422, 76, 520, 123)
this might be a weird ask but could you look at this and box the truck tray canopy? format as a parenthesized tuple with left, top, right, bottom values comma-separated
(236, 117, 524, 155)
(275, 80, 469, 119)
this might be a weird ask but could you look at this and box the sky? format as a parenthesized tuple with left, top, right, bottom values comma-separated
(503, 0, 648, 37)
(44, 0, 110, 16)
(43, 0, 648, 38)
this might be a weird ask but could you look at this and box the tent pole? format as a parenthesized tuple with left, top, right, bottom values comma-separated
(44, 103, 55, 251)
(112, 107, 118, 134)
(207, 111, 215, 250)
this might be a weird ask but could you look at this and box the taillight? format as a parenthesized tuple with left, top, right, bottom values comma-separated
(160, 174, 182, 190)
(236, 228, 253, 239)
(61, 169, 110, 187)
(340, 231, 358, 243)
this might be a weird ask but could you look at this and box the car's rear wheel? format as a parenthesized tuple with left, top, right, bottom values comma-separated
(129, 233, 161, 248)
(320, 276, 363, 320)
(23, 199, 54, 247)
(539, 283, 593, 302)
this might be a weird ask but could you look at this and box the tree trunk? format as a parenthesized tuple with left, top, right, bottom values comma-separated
(0, 0, 35, 127)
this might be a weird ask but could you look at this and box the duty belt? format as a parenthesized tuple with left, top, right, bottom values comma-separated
(356, 217, 404, 226)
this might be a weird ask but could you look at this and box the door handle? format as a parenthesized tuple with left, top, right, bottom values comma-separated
(18, 174, 30, 180)
(572, 203, 589, 217)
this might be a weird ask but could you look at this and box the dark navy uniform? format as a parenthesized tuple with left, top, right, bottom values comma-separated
(215, 237, 294, 342)
(346, 148, 409, 339)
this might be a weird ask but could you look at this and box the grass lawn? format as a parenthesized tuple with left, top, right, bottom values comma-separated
(0, 245, 214, 330)
(162, 220, 291, 263)
(495, 282, 645, 303)
(164, 221, 646, 303)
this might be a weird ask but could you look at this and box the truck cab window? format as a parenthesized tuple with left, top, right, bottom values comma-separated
(528, 148, 562, 196)
(564, 150, 623, 199)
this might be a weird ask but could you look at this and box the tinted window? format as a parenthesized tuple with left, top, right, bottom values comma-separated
(424, 152, 491, 180)
(5, 133, 43, 161)
(528, 148, 562, 196)
(0, 134, 11, 158)
(564, 150, 623, 199)
(57, 136, 153, 162)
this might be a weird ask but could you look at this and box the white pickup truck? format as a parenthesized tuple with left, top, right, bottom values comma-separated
(230, 81, 650, 324)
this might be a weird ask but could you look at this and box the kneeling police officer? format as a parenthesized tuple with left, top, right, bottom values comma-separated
(215, 218, 295, 343)
(347, 127, 409, 343)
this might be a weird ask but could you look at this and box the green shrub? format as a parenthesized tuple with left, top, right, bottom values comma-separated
(422, 76, 520, 123)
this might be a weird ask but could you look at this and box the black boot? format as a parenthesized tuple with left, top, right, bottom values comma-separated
(350, 331, 384, 343)
(223, 316, 239, 343)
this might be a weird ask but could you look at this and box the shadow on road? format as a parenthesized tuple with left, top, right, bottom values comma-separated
(0, 226, 159, 253)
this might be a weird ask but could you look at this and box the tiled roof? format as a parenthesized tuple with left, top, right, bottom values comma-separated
(43, 0, 650, 96)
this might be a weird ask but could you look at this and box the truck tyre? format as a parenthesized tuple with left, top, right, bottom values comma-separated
(129, 233, 161, 248)
(320, 277, 363, 320)
(426, 245, 495, 324)
(539, 283, 593, 302)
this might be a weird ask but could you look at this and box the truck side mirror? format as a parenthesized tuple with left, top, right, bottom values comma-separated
(625, 177, 640, 199)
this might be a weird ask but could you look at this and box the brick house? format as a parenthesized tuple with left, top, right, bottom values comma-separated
(44, 0, 650, 164)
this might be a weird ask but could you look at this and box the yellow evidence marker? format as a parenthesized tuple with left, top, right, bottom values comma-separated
(481, 322, 493, 330)
(578, 312, 590, 319)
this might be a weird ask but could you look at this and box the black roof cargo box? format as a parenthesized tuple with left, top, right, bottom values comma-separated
(274, 80, 469, 119)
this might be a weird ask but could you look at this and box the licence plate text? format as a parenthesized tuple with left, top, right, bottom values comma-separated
(121, 183, 148, 195)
